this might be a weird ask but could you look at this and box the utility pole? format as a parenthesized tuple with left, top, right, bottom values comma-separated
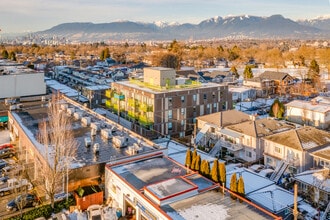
(293, 181, 299, 220)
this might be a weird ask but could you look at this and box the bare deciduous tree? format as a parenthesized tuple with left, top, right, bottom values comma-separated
(37, 93, 77, 209)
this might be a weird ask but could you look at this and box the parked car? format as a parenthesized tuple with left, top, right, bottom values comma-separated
(6, 194, 39, 211)
(0, 159, 8, 170)
(0, 176, 9, 185)
(0, 143, 14, 150)
(0, 148, 15, 159)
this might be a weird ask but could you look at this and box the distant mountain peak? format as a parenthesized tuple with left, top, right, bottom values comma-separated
(36, 14, 329, 42)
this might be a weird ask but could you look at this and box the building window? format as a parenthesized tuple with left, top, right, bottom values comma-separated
(181, 96, 185, 103)
(266, 157, 272, 165)
(181, 108, 185, 115)
(168, 110, 172, 119)
(181, 120, 184, 126)
(168, 122, 172, 130)
(275, 146, 281, 154)
(193, 94, 197, 102)
(212, 92, 215, 99)
(168, 97, 172, 103)
(246, 151, 252, 158)
(203, 94, 207, 100)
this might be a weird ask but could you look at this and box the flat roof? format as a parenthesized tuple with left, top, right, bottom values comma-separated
(163, 190, 274, 220)
(11, 97, 160, 168)
(111, 156, 188, 190)
(113, 80, 225, 94)
(146, 177, 196, 199)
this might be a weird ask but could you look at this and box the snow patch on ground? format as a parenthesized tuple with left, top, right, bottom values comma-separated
(167, 204, 230, 220)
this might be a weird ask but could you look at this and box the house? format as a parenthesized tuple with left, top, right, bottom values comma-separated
(225, 118, 295, 163)
(263, 126, 330, 175)
(229, 86, 257, 102)
(175, 69, 200, 81)
(285, 99, 330, 129)
(226, 167, 303, 219)
(196, 112, 295, 163)
(195, 110, 251, 154)
(310, 145, 330, 169)
(107, 67, 232, 139)
(258, 71, 294, 95)
(243, 77, 275, 98)
(293, 169, 329, 209)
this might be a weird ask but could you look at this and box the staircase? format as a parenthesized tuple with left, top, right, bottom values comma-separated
(209, 140, 222, 157)
(321, 201, 330, 220)
(270, 160, 289, 183)
(195, 124, 210, 145)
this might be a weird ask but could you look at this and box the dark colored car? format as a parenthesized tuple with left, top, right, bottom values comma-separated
(0, 148, 15, 159)
(6, 194, 39, 211)
(0, 159, 8, 169)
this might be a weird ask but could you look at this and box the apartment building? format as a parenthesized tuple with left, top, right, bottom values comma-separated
(107, 67, 232, 139)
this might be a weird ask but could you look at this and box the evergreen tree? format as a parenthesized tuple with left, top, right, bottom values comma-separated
(204, 160, 210, 178)
(2, 49, 9, 59)
(230, 66, 239, 79)
(243, 65, 254, 79)
(185, 149, 192, 168)
(192, 149, 197, 164)
(104, 48, 110, 59)
(230, 173, 238, 200)
(195, 155, 201, 172)
(211, 160, 220, 183)
(219, 162, 226, 186)
(191, 156, 197, 170)
(9, 51, 16, 61)
(237, 175, 245, 203)
(200, 160, 206, 175)
(100, 50, 105, 61)
(269, 99, 285, 119)
(308, 59, 320, 87)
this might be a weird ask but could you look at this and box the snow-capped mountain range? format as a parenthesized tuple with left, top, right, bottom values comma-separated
(35, 14, 330, 42)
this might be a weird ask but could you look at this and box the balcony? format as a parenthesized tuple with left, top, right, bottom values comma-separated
(219, 139, 243, 152)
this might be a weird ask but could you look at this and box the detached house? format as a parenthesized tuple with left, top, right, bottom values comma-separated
(263, 126, 330, 175)
(243, 77, 275, 98)
(225, 118, 295, 163)
(258, 71, 294, 95)
(285, 99, 330, 130)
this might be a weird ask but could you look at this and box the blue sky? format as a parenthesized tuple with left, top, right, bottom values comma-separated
(1, 0, 329, 33)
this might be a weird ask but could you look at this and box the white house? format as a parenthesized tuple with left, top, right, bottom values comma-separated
(285, 99, 330, 130)
(263, 126, 330, 174)
(229, 86, 256, 102)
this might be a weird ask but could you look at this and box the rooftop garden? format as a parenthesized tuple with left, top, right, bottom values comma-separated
(129, 78, 202, 91)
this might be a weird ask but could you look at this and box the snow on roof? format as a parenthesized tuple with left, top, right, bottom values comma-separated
(158, 140, 225, 166)
(146, 177, 196, 199)
(294, 169, 330, 192)
(286, 100, 330, 113)
(226, 168, 274, 194)
(247, 184, 303, 213)
(46, 80, 78, 97)
(167, 203, 230, 220)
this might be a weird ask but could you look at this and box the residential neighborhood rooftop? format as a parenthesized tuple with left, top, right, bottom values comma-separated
(264, 126, 330, 151)
(226, 117, 295, 138)
(286, 100, 330, 113)
(197, 109, 251, 128)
